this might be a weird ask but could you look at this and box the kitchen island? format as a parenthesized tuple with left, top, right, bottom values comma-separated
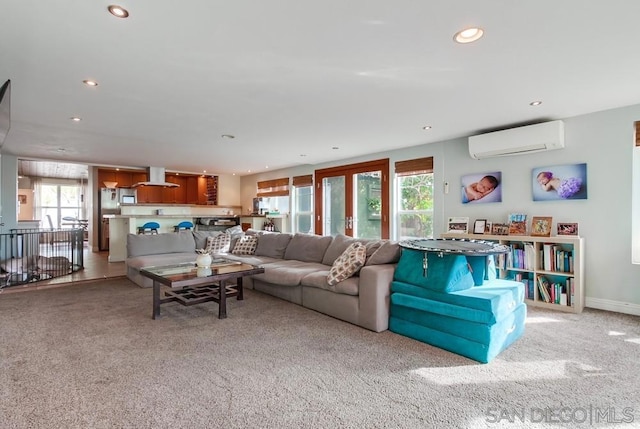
(105, 204, 241, 262)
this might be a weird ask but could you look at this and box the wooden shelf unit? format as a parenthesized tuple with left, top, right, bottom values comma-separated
(441, 233, 584, 313)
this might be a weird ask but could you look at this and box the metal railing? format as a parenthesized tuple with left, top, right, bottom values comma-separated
(0, 228, 84, 290)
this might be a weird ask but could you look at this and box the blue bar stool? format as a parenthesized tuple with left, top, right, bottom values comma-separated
(137, 222, 160, 235)
(174, 221, 194, 232)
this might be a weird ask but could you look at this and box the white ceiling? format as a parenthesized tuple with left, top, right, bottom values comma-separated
(3, 1, 640, 176)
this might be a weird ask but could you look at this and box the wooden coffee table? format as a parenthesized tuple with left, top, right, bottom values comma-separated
(140, 260, 265, 319)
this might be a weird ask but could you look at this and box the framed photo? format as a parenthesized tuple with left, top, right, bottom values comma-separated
(532, 163, 587, 201)
(485, 221, 493, 234)
(531, 216, 553, 237)
(557, 222, 579, 236)
(492, 223, 510, 235)
(461, 171, 502, 204)
(18, 194, 27, 204)
(508, 213, 527, 236)
(447, 217, 469, 233)
(473, 219, 487, 234)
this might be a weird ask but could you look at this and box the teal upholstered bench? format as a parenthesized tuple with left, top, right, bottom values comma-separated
(389, 243, 526, 363)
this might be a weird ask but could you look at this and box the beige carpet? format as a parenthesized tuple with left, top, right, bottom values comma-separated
(1, 279, 639, 428)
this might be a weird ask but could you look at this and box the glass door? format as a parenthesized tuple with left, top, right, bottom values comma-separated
(315, 159, 389, 239)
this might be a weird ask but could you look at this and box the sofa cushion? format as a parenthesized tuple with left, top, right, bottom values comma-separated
(231, 235, 258, 255)
(365, 240, 401, 266)
(301, 271, 359, 296)
(126, 231, 195, 258)
(205, 233, 231, 254)
(327, 242, 366, 286)
(193, 230, 222, 250)
(251, 260, 327, 286)
(126, 252, 198, 270)
(284, 233, 333, 263)
(255, 233, 292, 259)
(321, 234, 383, 266)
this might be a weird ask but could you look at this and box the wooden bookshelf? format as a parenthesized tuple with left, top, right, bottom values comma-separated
(441, 233, 584, 313)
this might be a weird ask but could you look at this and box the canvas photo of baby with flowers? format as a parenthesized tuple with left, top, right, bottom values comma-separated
(532, 163, 587, 201)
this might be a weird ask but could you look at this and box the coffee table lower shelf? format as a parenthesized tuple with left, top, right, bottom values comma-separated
(159, 283, 240, 319)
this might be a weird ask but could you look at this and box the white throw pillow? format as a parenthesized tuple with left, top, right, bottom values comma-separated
(204, 233, 231, 254)
(231, 235, 258, 255)
(327, 242, 366, 285)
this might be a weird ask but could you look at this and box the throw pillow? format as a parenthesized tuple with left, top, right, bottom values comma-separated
(327, 242, 367, 286)
(231, 235, 258, 255)
(204, 233, 231, 254)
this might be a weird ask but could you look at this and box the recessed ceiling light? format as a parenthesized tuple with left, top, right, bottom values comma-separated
(108, 5, 129, 18)
(70, 116, 82, 122)
(83, 79, 98, 87)
(422, 125, 432, 130)
(454, 27, 484, 44)
(530, 100, 543, 106)
(56, 148, 66, 153)
(221, 134, 235, 139)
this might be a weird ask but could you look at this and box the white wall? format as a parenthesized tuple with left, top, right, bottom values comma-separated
(217, 174, 241, 207)
(241, 103, 640, 315)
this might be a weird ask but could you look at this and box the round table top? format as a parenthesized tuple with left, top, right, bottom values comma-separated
(399, 238, 510, 255)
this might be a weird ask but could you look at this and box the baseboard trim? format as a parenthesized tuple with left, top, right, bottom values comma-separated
(586, 297, 640, 317)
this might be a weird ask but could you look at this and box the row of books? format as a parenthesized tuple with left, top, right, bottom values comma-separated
(510, 273, 575, 306)
(496, 242, 574, 274)
(541, 243, 574, 273)
(536, 275, 575, 306)
(498, 242, 536, 270)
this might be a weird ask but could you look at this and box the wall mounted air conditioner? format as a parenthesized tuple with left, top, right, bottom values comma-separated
(468, 120, 565, 159)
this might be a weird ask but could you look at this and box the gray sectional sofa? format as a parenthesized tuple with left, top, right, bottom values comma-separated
(125, 230, 400, 332)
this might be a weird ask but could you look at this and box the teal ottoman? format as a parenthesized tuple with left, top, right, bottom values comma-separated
(390, 280, 526, 363)
(389, 246, 525, 363)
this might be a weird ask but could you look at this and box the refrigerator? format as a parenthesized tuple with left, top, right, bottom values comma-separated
(99, 188, 136, 250)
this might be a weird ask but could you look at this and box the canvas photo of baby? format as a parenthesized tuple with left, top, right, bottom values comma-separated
(460, 171, 502, 204)
(532, 163, 587, 201)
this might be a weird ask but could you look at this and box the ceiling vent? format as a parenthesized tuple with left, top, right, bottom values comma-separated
(132, 166, 179, 187)
(468, 120, 565, 159)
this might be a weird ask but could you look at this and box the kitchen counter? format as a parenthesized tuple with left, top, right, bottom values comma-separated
(105, 213, 240, 262)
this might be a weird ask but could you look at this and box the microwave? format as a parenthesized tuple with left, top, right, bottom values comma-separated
(121, 195, 136, 204)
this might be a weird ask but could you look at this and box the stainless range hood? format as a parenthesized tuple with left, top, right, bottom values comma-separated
(132, 166, 180, 188)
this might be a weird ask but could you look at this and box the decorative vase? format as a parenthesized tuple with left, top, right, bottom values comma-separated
(196, 267, 212, 277)
(196, 253, 212, 268)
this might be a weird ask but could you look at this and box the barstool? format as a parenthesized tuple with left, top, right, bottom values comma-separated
(137, 222, 160, 235)
(174, 221, 194, 232)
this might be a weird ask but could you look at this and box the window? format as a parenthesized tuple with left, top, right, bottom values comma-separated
(394, 157, 434, 240)
(292, 175, 313, 234)
(36, 181, 82, 229)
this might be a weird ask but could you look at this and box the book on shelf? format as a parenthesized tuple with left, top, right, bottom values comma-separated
(537, 275, 551, 303)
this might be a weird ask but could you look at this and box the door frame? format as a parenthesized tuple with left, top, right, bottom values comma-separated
(314, 158, 390, 238)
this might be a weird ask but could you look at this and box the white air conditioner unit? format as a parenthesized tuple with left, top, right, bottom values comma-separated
(468, 120, 565, 159)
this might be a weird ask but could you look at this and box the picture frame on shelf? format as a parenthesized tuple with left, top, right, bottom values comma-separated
(508, 213, 527, 235)
(531, 216, 553, 237)
(447, 217, 469, 233)
(473, 219, 487, 234)
(484, 221, 493, 234)
(492, 223, 510, 235)
(557, 222, 579, 236)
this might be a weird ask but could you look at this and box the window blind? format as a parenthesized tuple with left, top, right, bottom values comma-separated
(292, 174, 313, 187)
(394, 157, 434, 176)
(257, 177, 290, 197)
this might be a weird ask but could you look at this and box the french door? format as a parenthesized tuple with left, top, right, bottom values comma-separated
(314, 159, 389, 239)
